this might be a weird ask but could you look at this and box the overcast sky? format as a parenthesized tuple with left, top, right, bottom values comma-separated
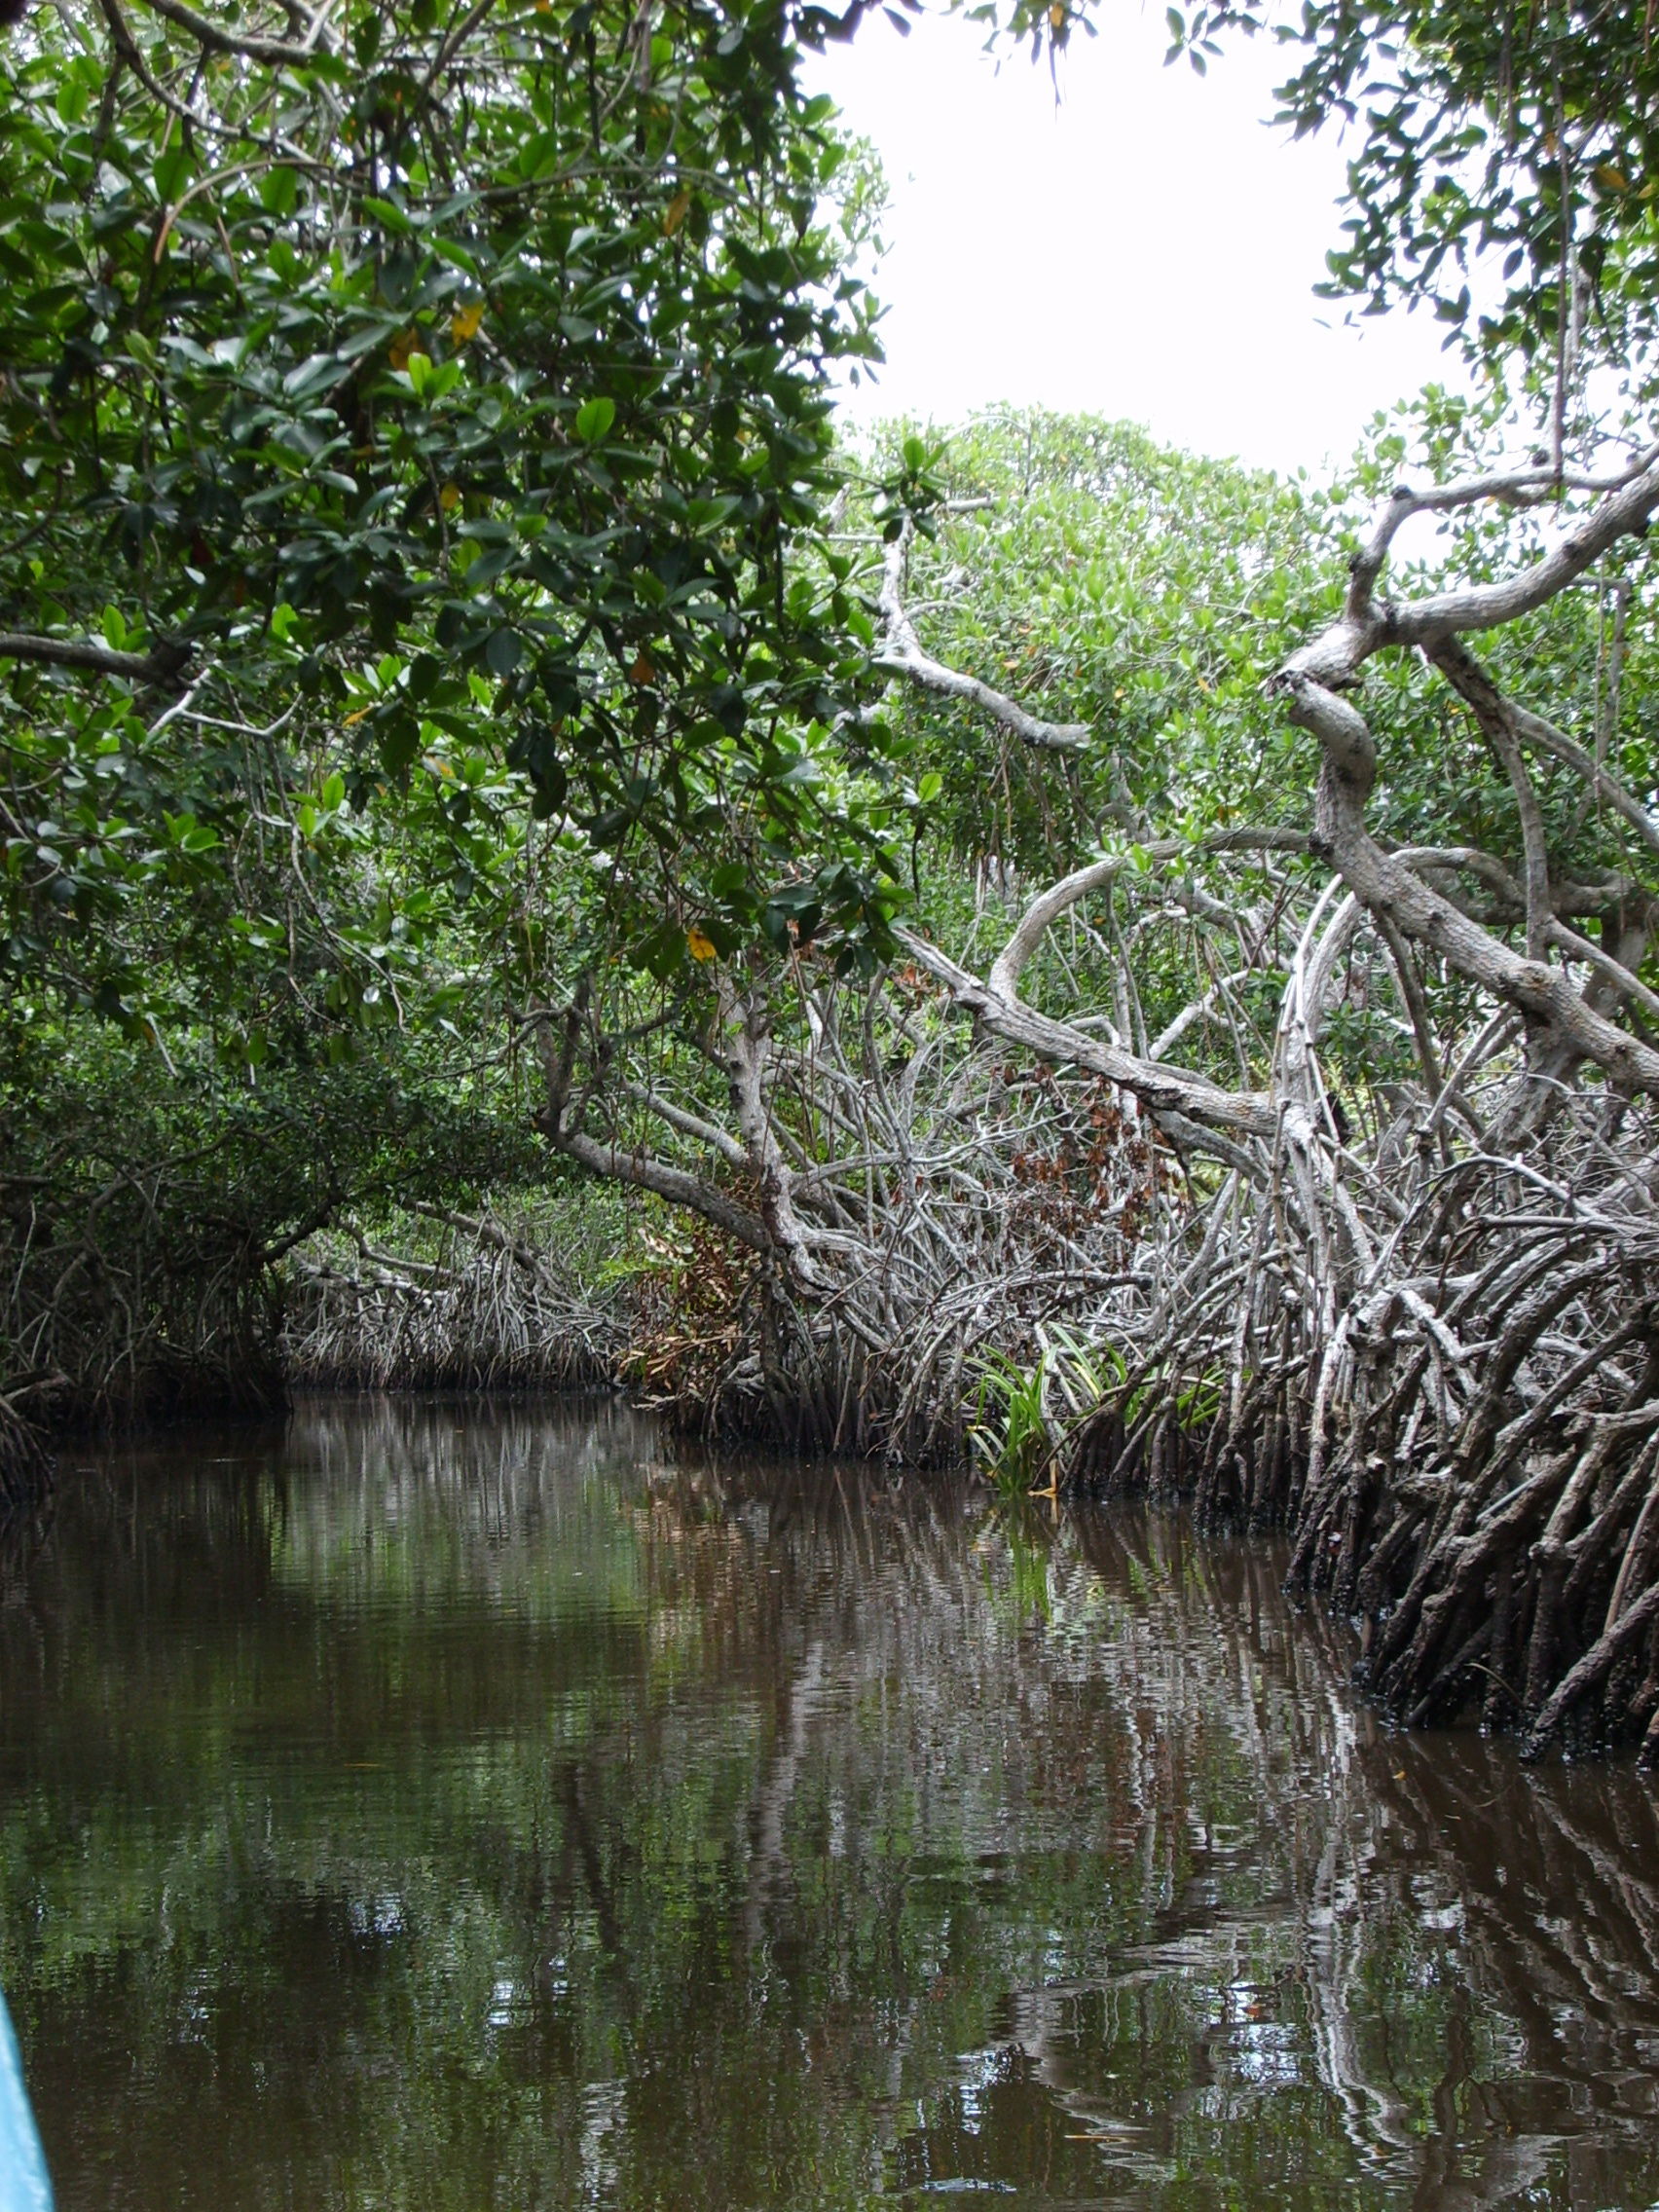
(805, 7, 1468, 475)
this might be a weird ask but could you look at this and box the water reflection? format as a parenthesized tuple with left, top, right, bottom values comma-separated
(0, 1397, 1655, 2210)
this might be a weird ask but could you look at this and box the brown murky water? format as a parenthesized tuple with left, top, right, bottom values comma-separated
(1, 1397, 1657, 2210)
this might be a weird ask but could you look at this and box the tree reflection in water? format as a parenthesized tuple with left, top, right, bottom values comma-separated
(0, 1396, 1655, 2211)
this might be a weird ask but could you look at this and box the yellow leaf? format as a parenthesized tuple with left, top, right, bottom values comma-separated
(1594, 163, 1631, 193)
(450, 301, 484, 343)
(686, 927, 717, 962)
(388, 328, 418, 370)
(663, 186, 692, 237)
(1049, 2, 1065, 24)
(439, 480, 461, 511)
(343, 705, 373, 725)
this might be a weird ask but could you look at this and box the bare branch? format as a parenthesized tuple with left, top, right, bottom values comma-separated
(542, 1123, 775, 1254)
(0, 632, 191, 685)
(1345, 444, 1659, 619)
(872, 521, 1090, 755)
(1292, 449, 1659, 690)
(1545, 918, 1659, 1027)
(1506, 692, 1659, 862)
(1286, 673, 1659, 1096)
(989, 828, 1309, 1002)
(1428, 638, 1553, 960)
(895, 925, 1277, 1140)
(620, 1082, 749, 1169)
(95, 0, 203, 126)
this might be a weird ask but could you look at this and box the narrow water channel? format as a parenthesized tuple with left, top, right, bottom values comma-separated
(1, 1398, 1657, 2210)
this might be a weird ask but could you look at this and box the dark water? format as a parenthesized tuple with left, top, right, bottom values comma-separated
(2, 1402, 1659, 2211)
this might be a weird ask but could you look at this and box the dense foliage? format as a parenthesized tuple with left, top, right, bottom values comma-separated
(1169, 0, 1659, 418)
(8, 0, 1659, 1771)
(0, 0, 907, 1430)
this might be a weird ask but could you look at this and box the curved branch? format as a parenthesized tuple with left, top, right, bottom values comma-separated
(1289, 449, 1659, 689)
(1544, 918, 1659, 1027)
(989, 828, 1309, 1001)
(895, 926, 1277, 1141)
(1147, 966, 1255, 1061)
(875, 643, 1091, 755)
(541, 1123, 776, 1255)
(619, 1081, 749, 1169)
(1286, 674, 1659, 1097)
(1344, 445, 1659, 617)
(873, 523, 1090, 755)
(535, 991, 782, 1262)
(152, 156, 330, 263)
(0, 632, 191, 684)
(1403, 457, 1659, 637)
(128, 0, 319, 65)
(1392, 842, 1525, 921)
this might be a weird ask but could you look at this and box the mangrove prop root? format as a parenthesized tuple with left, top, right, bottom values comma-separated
(358, 462, 1659, 1758)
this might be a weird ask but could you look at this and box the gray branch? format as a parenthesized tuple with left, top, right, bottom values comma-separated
(0, 632, 191, 685)
(872, 521, 1090, 755)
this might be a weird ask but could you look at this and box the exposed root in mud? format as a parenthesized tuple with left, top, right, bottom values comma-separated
(281, 1203, 627, 1391)
(1285, 1140, 1659, 1759)
(1058, 1096, 1659, 1763)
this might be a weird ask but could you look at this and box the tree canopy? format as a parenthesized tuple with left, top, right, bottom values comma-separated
(9, 0, 1659, 1765)
(1169, 0, 1659, 423)
(0, 0, 909, 1070)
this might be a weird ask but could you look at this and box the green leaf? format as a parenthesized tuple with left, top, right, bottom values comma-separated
(362, 195, 416, 235)
(258, 165, 300, 219)
(574, 396, 616, 443)
(378, 717, 421, 774)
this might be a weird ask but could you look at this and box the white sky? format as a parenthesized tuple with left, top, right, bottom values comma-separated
(805, 6, 1470, 475)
